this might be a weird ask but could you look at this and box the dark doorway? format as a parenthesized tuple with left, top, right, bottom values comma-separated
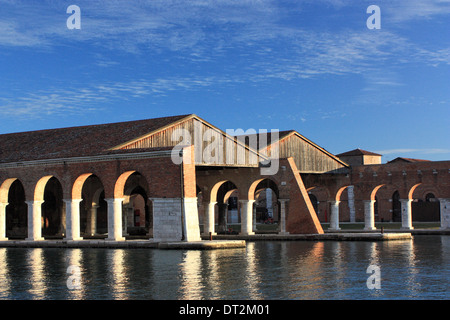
(392, 191, 401, 222)
(6, 180, 27, 239)
(42, 177, 64, 238)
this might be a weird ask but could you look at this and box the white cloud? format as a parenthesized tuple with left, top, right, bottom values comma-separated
(1, 0, 449, 121)
(375, 148, 450, 155)
(385, 0, 450, 22)
(0, 75, 236, 119)
(0, 1, 448, 70)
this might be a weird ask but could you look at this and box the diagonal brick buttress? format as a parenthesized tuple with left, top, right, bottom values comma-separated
(285, 157, 324, 234)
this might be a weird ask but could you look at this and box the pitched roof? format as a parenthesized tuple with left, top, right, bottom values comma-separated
(236, 130, 349, 168)
(0, 114, 192, 164)
(234, 130, 294, 150)
(387, 157, 431, 164)
(336, 148, 382, 157)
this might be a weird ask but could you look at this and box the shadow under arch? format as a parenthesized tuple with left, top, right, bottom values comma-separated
(2, 179, 27, 239)
(214, 181, 238, 233)
(251, 178, 280, 225)
(74, 174, 107, 238)
(120, 171, 151, 238)
(38, 176, 64, 238)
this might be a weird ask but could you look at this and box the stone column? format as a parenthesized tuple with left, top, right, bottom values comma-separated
(182, 197, 201, 242)
(439, 199, 450, 229)
(64, 199, 83, 241)
(86, 204, 99, 236)
(253, 205, 257, 233)
(363, 200, 377, 231)
(400, 199, 414, 230)
(25, 200, 45, 241)
(329, 201, 341, 231)
(203, 201, 217, 236)
(239, 200, 255, 236)
(105, 198, 125, 241)
(278, 199, 289, 235)
(0, 202, 8, 241)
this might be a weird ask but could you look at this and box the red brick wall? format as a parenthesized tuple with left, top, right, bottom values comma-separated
(0, 153, 186, 202)
(302, 160, 450, 223)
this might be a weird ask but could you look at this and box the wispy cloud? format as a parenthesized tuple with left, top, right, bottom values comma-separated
(315, 0, 450, 22)
(375, 148, 450, 155)
(0, 75, 237, 118)
(0, 0, 448, 67)
(1, 0, 449, 120)
(384, 0, 450, 22)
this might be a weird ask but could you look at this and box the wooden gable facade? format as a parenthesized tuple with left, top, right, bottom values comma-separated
(259, 130, 349, 174)
(111, 114, 265, 167)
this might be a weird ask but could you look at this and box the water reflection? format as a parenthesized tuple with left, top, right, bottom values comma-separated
(0, 237, 448, 300)
(244, 242, 262, 299)
(108, 249, 128, 300)
(27, 248, 46, 299)
(66, 249, 85, 300)
(179, 250, 203, 299)
(0, 248, 10, 298)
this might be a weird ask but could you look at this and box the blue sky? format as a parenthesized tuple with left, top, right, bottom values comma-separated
(0, 0, 449, 162)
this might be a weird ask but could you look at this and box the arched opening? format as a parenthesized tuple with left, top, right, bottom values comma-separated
(41, 177, 64, 238)
(306, 186, 330, 223)
(214, 181, 238, 234)
(121, 172, 151, 239)
(411, 188, 441, 222)
(125, 186, 150, 238)
(392, 191, 401, 222)
(5, 179, 27, 239)
(77, 174, 107, 238)
(335, 185, 350, 202)
(425, 193, 437, 202)
(328, 185, 350, 226)
(253, 179, 279, 230)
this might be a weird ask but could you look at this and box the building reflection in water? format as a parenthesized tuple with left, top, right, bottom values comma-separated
(403, 239, 420, 297)
(244, 242, 262, 299)
(0, 248, 11, 297)
(179, 250, 204, 299)
(107, 249, 129, 300)
(178, 247, 251, 300)
(203, 250, 220, 298)
(288, 241, 326, 299)
(27, 248, 46, 299)
(0, 236, 446, 300)
(65, 248, 85, 300)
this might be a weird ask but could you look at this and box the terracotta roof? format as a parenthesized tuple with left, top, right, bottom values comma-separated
(336, 148, 382, 157)
(0, 114, 192, 164)
(387, 157, 431, 164)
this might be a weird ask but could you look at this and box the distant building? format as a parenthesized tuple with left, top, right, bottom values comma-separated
(388, 157, 431, 164)
(336, 148, 382, 166)
(304, 147, 450, 229)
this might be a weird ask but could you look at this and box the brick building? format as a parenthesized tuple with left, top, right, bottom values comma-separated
(0, 114, 448, 244)
(0, 114, 325, 243)
(242, 133, 450, 230)
(304, 149, 450, 230)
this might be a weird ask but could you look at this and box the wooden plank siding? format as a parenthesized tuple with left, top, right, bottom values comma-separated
(111, 115, 265, 167)
(263, 132, 349, 174)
